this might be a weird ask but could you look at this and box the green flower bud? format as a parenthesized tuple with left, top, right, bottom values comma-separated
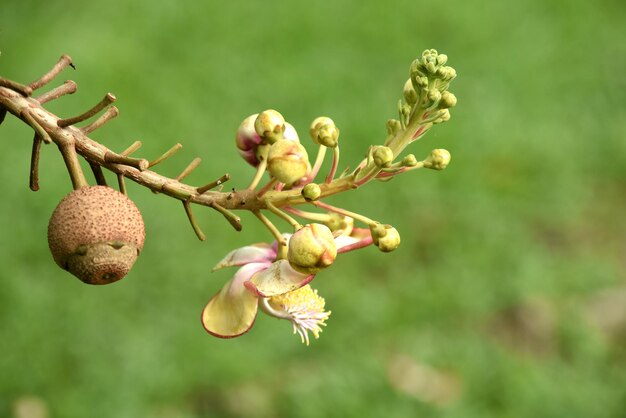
(324, 213, 354, 235)
(403, 79, 418, 105)
(427, 89, 442, 104)
(267, 139, 310, 184)
(424, 149, 451, 170)
(255, 109, 285, 144)
(436, 54, 448, 66)
(301, 183, 321, 201)
(432, 109, 451, 124)
(373, 146, 394, 168)
(310, 116, 339, 148)
(288, 223, 337, 274)
(439, 91, 457, 109)
(402, 154, 418, 167)
(370, 223, 401, 253)
(386, 119, 402, 136)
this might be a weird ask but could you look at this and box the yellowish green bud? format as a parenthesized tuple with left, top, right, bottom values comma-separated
(439, 91, 457, 109)
(403, 79, 418, 105)
(427, 89, 442, 104)
(255, 109, 285, 144)
(402, 154, 418, 167)
(436, 54, 448, 66)
(424, 149, 451, 170)
(386, 119, 402, 136)
(288, 223, 337, 274)
(301, 183, 321, 201)
(370, 223, 401, 253)
(433, 109, 451, 124)
(324, 213, 354, 235)
(310, 116, 339, 148)
(267, 139, 310, 184)
(373, 146, 394, 168)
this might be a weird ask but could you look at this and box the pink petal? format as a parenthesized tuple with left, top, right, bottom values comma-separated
(201, 262, 267, 338)
(245, 259, 314, 297)
(212, 243, 276, 271)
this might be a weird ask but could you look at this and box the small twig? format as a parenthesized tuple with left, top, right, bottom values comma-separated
(325, 147, 340, 183)
(211, 202, 243, 231)
(117, 174, 127, 195)
(247, 157, 268, 190)
(35, 80, 77, 104)
(81, 106, 118, 134)
(150, 143, 182, 167)
(253, 210, 287, 258)
(176, 157, 202, 181)
(257, 178, 277, 197)
(20, 108, 51, 144)
(58, 142, 88, 190)
(283, 206, 330, 223)
(104, 151, 149, 171)
(312, 200, 376, 226)
(306, 145, 327, 183)
(28, 54, 73, 91)
(57, 93, 116, 127)
(266, 201, 301, 229)
(121, 140, 143, 156)
(29, 134, 42, 191)
(0, 77, 32, 97)
(183, 201, 206, 241)
(89, 161, 107, 186)
(197, 173, 230, 194)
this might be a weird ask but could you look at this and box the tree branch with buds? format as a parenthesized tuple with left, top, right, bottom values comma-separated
(0, 49, 458, 342)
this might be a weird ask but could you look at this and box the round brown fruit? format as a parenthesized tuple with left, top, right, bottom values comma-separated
(47, 186, 145, 285)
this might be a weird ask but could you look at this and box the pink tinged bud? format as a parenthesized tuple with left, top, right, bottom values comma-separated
(236, 114, 299, 167)
(267, 139, 310, 184)
(201, 262, 267, 338)
(288, 223, 337, 274)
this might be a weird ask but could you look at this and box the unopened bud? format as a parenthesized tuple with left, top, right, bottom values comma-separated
(439, 91, 457, 109)
(267, 140, 310, 184)
(424, 149, 451, 170)
(288, 223, 337, 274)
(433, 109, 450, 124)
(402, 154, 418, 167)
(301, 183, 321, 201)
(255, 109, 285, 144)
(373, 146, 394, 168)
(386, 119, 402, 136)
(427, 89, 442, 104)
(324, 213, 354, 235)
(436, 54, 448, 66)
(403, 79, 418, 105)
(310, 117, 339, 148)
(370, 223, 401, 253)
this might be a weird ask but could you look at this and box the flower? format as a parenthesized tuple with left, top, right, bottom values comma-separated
(201, 227, 373, 343)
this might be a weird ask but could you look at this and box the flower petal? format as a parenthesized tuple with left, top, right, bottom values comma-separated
(201, 262, 267, 338)
(245, 259, 314, 297)
(212, 243, 276, 271)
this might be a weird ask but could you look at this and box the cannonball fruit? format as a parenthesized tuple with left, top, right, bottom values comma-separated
(47, 186, 145, 285)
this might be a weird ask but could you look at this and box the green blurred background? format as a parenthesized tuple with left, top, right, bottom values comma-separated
(1, 0, 625, 417)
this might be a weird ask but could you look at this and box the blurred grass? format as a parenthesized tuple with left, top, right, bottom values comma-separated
(1, 0, 626, 417)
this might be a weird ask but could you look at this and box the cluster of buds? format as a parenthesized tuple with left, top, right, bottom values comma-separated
(0, 48, 457, 345)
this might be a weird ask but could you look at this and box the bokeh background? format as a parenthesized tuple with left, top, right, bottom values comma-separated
(1, 0, 625, 417)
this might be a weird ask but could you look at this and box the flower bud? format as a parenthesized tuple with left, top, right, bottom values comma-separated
(255, 109, 285, 144)
(370, 223, 401, 253)
(386, 119, 402, 136)
(288, 223, 337, 274)
(424, 149, 451, 170)
(301, 183, 321, 201)
(267, 139, 310, 184)
(237, 114, 299, 167)
(310, 117, 339, 148)
(402, 154, 418, 167)
(433, 109, 451, 124)
(403, 79, 418, 105)
(373, 146, 394, 168)
(427, 89, 442, 104)
(324, 213, 354, 236)
(439, 91, 457, 109)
